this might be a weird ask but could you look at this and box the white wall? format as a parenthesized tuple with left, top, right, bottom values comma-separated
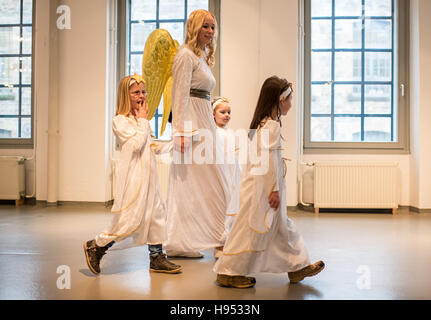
(1, 0, 431, 209)
(0, 0, 112, 202)
(220, 0, 299, 206)
(410, 0, 431, 209)
(219, 0, 431, 209)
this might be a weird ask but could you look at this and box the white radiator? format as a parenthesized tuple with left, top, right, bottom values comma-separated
(313, 161, 400, 213)
(0, 156, 25, 200)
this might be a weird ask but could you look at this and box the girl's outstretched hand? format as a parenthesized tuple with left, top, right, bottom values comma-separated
(268, 191, 280, 210)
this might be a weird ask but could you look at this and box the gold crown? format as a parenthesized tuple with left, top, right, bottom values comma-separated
(130, 73, 146, 85)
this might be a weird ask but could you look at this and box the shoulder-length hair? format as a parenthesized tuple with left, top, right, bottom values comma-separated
(116, 76, 133, 116)
(184, 9, 217, 67)
(249, 76, 291, 130)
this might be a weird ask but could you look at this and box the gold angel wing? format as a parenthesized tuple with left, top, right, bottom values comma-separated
(142, 29, 179, 136)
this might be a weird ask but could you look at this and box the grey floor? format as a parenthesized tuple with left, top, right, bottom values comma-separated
(1, 204, 431, 300)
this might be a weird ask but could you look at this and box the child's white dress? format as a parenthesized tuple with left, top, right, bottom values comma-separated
(95, 115, 166, 248)
(216, 126, 242, 234)
(214, 119, 310, 275)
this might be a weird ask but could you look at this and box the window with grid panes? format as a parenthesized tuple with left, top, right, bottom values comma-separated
(303, 0, 409, 152)
(126, 0, 210, 140)
(0, 0, 33, 146)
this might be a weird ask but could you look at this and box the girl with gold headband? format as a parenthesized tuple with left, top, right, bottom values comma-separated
(211, 97, 242, 259)
(83, 74, 182, 275)
(164, 10, 231, 258)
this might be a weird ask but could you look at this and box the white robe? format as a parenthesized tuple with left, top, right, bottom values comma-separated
(213, 119, 310, 275)
(164, 46, 231, 253)
(95, 115, 166, 248)
(216, 126, 242, 234)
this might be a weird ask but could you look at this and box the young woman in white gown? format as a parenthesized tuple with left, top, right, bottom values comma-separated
(164, 10, 231, 258)
(214, 76, 324, 288)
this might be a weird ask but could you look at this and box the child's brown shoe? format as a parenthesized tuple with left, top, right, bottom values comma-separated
(216, 274, 256, 288)
(288, 260, 325, 284)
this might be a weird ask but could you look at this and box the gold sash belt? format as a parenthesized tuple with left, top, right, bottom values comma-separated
(190, 88, 210, 100)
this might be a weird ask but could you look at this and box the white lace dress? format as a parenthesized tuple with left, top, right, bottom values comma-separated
(164, 46, 231, 253)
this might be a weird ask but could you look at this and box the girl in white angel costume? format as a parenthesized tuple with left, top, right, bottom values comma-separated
(83, 74, 181, 275)
(214, 76, 325, 288)
(211, 97, 242, 259)
(164, 10, 231, 258)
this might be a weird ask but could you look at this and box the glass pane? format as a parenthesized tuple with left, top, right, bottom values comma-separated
(160, 22, 184, 44)
(159, 121, 172, 141)
(0, 87, 19, 115)
(365, 0, 392, 17)
(364, 117, 391, 142)
(364, 85, 391, 114)
(159, 0, 185, 20)
(0, 118, 18, 138)
(365, 19, 392, 49)
(334, 85, 361, 114)
(22, 87, 31, 115)
(22, 26, 32, 54)
(22, 57, 31, 84)
(312, 52, 332, 82)
(187, 0, 209, 18)
(365, 52, 392, 81)
(0, 27, 20, 54)
(335, 19, 362, 49)
(21, 117, 31, 138)
(0, 57, 20, 84)
(0, 0, 20, 24)
(334, 0, 362, 17)
(149, 117, 156, 136)
(311, 84, 331, 114)
(157, 115, 171, 140)
(312, 20, 332, 49)
(311, 117, 331, 141)
(334, 52, 362, 81)
(335, 117, 361, 141)
(23, 0, 33, 24)
(131, 22, 156, 52)
(311, 0, 332, 17)
(131, 0, 157, 21)
(130, 54, 143, 75)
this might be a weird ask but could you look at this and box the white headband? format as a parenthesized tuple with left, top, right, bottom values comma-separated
(129, 79, 137, 86)
(280, 87, 292, 101)
(212, 98, 229, 110)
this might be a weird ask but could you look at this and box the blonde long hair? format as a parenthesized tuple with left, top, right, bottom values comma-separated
(184, 9, 217, 67)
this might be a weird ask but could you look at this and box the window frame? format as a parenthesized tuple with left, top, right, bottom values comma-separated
(0, 0, 34, 148)
(302, 0, 410, 154)
(117, 0, 220, 141)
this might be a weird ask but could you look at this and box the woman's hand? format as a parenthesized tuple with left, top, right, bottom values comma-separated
(135, 101, 148, 119)
(174, 136, 190, 153)
(268, 191, 280, 210)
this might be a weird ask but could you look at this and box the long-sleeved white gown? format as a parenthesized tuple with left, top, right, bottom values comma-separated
(95, 115, 166, 248)
(164, 46, 231, 253)
(213, 119, 310, 275)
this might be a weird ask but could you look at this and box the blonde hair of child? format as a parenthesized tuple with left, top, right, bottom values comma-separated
(184, 9, 217, 67)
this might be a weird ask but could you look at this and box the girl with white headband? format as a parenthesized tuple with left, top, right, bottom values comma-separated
(214, 76, 324, 288)
(211, 97, 242, 259)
